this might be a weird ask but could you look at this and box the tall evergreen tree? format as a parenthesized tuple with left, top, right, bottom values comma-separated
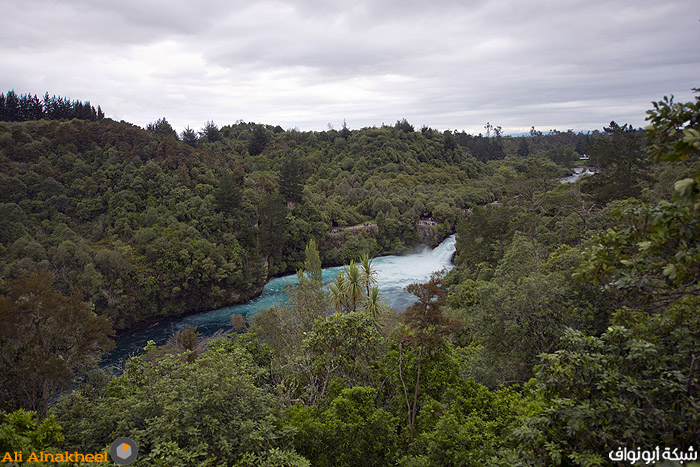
(249, 125, 270, 156)
(180, 126, 198, 147)
(214, 173, 242, 217)
(280, 152, 304, 203)
(147, 117, 179, 139)
(517, 137, 530, 157)
(258, 191, 288, 269)
(340, 119, 351, 139)
(3, 90, 19, 121)
(200, 120, 220, 143)
(586, 121, 647, 201)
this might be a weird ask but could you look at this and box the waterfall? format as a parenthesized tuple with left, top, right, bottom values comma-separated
(372, 234, 456, 309)
(431, 234, 456, 263)
(106, 234, 458, 365)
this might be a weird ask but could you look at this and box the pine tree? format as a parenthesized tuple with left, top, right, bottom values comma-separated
(181, 126, 198, 146)
(3, 90, 19, 121)
(248, 125, 269, 156)
(147, 117, 178, 139)
(280, 151, 303, 203)
(214, 173, 242, 217)
(200, 120, 220, 143)
(518, 137, 530, 157)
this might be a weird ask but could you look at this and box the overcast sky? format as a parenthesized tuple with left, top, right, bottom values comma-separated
(1, 0, 698, 134)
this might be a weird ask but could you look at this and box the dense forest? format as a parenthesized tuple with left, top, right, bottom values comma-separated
(0, 91, 698, 466)
(0, 91, 105, 123)
(0, 105, 597, 330)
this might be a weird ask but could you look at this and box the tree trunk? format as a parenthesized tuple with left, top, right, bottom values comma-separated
(409, 345, 424, 443)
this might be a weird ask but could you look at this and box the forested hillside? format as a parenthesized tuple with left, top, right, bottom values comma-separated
(1, 92, 698, 466)
(0, 113, 596, 330)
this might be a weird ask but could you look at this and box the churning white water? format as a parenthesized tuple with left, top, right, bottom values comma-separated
(561, 166, 596, 183)
(107, 234, 456, 364)
(372, 234, 456, 309)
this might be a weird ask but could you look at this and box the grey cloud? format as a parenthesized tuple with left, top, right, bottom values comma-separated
(0, 0, 697, 134)
(0, 0, 242, 49)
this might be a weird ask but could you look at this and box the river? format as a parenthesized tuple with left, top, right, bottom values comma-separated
(105, 234, 457, 365)
(561, 166, 596, 183)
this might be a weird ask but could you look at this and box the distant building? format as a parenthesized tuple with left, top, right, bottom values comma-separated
(579, 154, 590, 160)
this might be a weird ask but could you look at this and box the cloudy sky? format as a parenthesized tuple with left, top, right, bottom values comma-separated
(1, 0, 698, 134)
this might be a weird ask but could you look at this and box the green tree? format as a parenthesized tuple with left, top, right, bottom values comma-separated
(280, 152, 304, 203)
(214, 172, 242, 216)
(585, 121, 647, 201)
(55, 338, 301, 467)
(517, 137, 530, 157)
(343, 261, 363, 313)
(505, 91, 700, 466)
(508, 301, 699, 466)
(395, 119, 414, 133)
(362, 287, 387, 325)
(259, 191, 289, 270)
(0, 272, 115, 417)
(200, 120, 220, 143)
(459, 237, 604, 385)
(180, 126, 198, 146)
(359, 253, 378, 297)
(0, 409, 64, 456)
(443, 130, 457, 153)
(413, 380, 526, 467)
(340, 119, 351, 140)
(399, 275, 461, 442)
(285, 387, 399, 467)
(249, 125, 270, 156)
(645, 90, 700, 167)
(577, 91, 700, 309)
(456, 205, 513, 266)
(250, 275, 328, 393)
(329, 273, 348, 313)
(301, 311, 386, 394)
(304, 239, 322, 285)
(146, 117, 179, 139)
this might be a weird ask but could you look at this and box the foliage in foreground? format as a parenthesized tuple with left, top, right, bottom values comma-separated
(54, 337, 304, 466)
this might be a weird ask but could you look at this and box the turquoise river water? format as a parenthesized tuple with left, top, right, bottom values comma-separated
(106, 234, 456, 365)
